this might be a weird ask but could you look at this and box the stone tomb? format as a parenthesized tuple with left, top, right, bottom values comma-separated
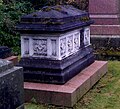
(16, 5, 94, 84)
(0, 59, 24, 109)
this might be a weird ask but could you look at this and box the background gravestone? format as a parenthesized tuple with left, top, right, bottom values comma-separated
(89, 0, 120, 50)
(0, 59, 24, 109)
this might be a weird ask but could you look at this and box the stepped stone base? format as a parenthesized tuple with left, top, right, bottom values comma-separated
(24, 61, 107, 107)
(19, 47, 94, 84)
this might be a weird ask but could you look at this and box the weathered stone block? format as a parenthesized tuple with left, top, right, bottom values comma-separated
(0, 59, 24, 109)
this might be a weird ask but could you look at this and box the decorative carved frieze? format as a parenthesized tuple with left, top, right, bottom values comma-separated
(74, 33, 80, 51)
(67, 35, 73, 55)
(21, 28, 90, 60)
(33, 39, 47, 56)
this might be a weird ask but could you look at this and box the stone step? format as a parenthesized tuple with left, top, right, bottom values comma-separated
(24, 61, 108, 107)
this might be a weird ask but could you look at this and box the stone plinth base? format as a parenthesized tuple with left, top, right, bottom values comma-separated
(20, 47, 94, 84)
(24, 61, 107, 107)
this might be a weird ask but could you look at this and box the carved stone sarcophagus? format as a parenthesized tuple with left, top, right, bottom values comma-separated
(16, 5, 94, 84)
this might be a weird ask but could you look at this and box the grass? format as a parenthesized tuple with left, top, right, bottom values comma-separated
(25, 61, 120, 109)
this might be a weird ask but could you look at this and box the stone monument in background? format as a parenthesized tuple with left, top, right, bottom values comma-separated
(89, 0, 120, 49)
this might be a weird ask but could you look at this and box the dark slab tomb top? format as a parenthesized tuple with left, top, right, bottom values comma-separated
(0, 46, 11, 59)
(16, 5, 93, 33)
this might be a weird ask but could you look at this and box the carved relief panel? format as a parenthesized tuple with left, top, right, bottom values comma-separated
(59, 30, 81, 59)
(67, 35, 73, 55)
(74, 32, 80, 51)
(33, 39, 47, 56)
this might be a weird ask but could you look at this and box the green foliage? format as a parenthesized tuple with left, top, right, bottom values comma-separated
(0, 0, 3, 5)
(31, 0, 60, 9)
(0, 0, 34, 54)
(31, 0, 88, 10)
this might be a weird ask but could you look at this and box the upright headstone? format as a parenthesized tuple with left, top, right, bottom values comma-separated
(0, 59, 24, 109)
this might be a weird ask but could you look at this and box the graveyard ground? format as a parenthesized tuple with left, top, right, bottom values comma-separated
(25, 61, 120, 109)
